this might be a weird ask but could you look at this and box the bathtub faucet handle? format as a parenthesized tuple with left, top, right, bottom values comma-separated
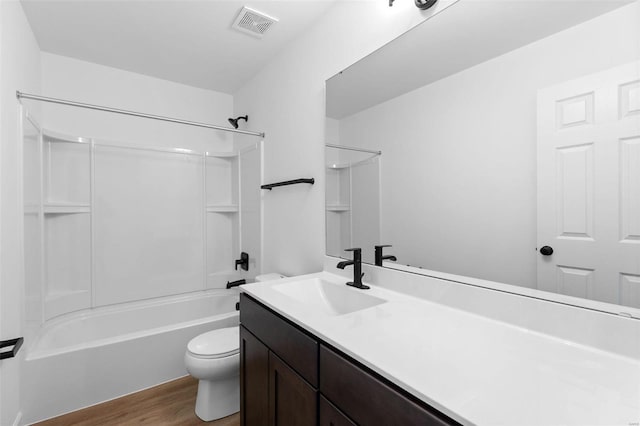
(235, 252, 249, 271)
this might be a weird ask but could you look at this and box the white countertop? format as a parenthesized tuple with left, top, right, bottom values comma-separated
(241, 272, 640, 426)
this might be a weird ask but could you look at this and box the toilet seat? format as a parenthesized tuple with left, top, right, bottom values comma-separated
(187, 327, 239, 359)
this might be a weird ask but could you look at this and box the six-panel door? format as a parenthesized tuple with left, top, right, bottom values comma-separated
(537, 61, 640, 308)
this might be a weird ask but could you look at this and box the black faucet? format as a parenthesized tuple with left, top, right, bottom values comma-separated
(374, 245, 397, 267)
(235, 252, 249, 271)
(336, 248, 369, 290)
(226, 279, 246, 289)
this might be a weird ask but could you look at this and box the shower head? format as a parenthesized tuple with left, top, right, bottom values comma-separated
(228, 115, 248, 129)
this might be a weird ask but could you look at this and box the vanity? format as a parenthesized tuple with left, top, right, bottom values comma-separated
(239, 291, 457, 426)
(239, 269, 640, 425)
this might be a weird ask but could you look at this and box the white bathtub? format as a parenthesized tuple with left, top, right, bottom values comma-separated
(22, 289, 239, 425)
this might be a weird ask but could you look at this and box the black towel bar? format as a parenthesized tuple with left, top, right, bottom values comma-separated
(261, 178, 315, 190)
(0, 337, 23, 360)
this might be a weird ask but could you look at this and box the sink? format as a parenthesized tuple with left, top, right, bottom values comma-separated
(272, 278, 386, 316)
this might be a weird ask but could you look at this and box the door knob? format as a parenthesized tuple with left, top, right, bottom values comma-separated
(540, 246, 554, 256)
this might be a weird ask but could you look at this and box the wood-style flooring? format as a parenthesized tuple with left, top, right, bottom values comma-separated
(35, 376, 240, 426)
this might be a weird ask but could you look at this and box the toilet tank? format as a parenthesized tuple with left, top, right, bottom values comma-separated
(255, 273, 286, 283)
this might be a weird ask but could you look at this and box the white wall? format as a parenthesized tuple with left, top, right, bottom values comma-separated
(234, 0, 457, 277)
(40, 53, 234, 151)
(337, 2, 640, 288)
(0, 2, 42, 425)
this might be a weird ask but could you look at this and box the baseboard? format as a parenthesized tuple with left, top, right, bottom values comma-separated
(12, 411, 23, 426)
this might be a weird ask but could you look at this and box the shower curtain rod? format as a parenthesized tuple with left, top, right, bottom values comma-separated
(16, 91, 265, 138)
(325, 143, 381, 155)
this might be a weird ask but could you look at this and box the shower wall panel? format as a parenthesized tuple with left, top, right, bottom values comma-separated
(23, 114, 44, 328)
(44, 213, 91, 317)
(239, 139, 262, 277)
(93, 146, 205, 306)
(24, 127, 260, 321)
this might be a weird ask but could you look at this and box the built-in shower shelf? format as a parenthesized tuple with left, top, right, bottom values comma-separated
(43, 129, 91, 145)
(206, 151, 238, 158)
(326, 164, 350, 170)
(326, 204, 350, 212)
(44, 202, 91, 214)
(206, 204, 239, 213)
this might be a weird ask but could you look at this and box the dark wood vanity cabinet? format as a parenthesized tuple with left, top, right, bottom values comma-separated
(319, 396, 356, 426)
(240, 293, 460, 426)
(239, 327, 269, 426)
(240, 294, 318, 426)
(268, 351, 317, 425)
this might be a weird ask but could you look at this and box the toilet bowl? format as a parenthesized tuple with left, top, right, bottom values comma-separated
(184, 327, 240, 421)
(185, 273, 286, 420)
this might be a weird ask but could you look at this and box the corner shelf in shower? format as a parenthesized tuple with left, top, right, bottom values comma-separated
(43, 202, 91, 214)
(206, 151, 238, 158)
(43, 129, 91, 145)
(207, 204, 239, 213)
(326, 204, 350, 212)
(326, 164, 350, 170)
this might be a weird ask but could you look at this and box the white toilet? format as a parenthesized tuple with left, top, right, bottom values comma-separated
(184, 273, 286, 421)
(185, 326, 240, 421)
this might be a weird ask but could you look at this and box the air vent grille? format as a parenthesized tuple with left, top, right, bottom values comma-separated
(232, 7, 278, 38)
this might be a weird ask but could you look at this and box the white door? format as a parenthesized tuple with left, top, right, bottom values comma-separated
(537, 61, 640, 309)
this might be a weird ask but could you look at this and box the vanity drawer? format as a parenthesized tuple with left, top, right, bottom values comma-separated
(319, 345, 458, 426)
(240, 294, 318, 386)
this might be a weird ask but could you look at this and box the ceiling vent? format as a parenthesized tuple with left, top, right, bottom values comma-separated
(232, 6, 278, 38)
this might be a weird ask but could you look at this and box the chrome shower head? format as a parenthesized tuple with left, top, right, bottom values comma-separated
(228, 115, 248, 129)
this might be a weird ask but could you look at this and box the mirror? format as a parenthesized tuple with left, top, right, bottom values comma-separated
(325, 0, 640, 314)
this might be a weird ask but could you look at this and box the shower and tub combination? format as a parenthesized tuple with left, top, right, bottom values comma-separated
(19, 93, 264, 424)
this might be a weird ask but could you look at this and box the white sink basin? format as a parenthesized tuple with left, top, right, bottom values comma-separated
(272, 278, 386, 316)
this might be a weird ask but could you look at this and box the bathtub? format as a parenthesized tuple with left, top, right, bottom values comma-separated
(22, 289, 239, 425)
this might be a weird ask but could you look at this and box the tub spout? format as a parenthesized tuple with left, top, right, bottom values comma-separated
(226, 279, 246, 289)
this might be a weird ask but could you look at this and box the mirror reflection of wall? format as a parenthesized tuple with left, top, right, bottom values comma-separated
(326, 1, 640, 310)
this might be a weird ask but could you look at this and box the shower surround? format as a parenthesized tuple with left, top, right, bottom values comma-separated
(20, 99, 263, 422)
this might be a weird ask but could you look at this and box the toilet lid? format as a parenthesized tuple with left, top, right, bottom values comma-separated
(188, 327, 239, 359)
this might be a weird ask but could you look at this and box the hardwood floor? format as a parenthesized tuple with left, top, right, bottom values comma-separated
(35, 376, 240, 426)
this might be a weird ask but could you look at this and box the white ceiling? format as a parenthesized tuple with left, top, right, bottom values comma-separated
(327, 0, 634, 119)
(21, 0, 337, 94)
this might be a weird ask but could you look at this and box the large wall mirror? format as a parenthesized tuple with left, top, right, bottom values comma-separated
(325, 0, 640, 316)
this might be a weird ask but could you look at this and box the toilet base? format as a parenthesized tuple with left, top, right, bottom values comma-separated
(194, 375, 240, 421)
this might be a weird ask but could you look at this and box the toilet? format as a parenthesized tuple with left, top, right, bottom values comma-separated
(184, 273, 286, 421)
(184, 327, 240, 421)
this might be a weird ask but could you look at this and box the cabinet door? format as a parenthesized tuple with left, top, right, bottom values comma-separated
(241, 326, 269, 426)
(269, 352, 317, 426)
(241, 294, 318, 386)
(319, 396, 356, 426)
